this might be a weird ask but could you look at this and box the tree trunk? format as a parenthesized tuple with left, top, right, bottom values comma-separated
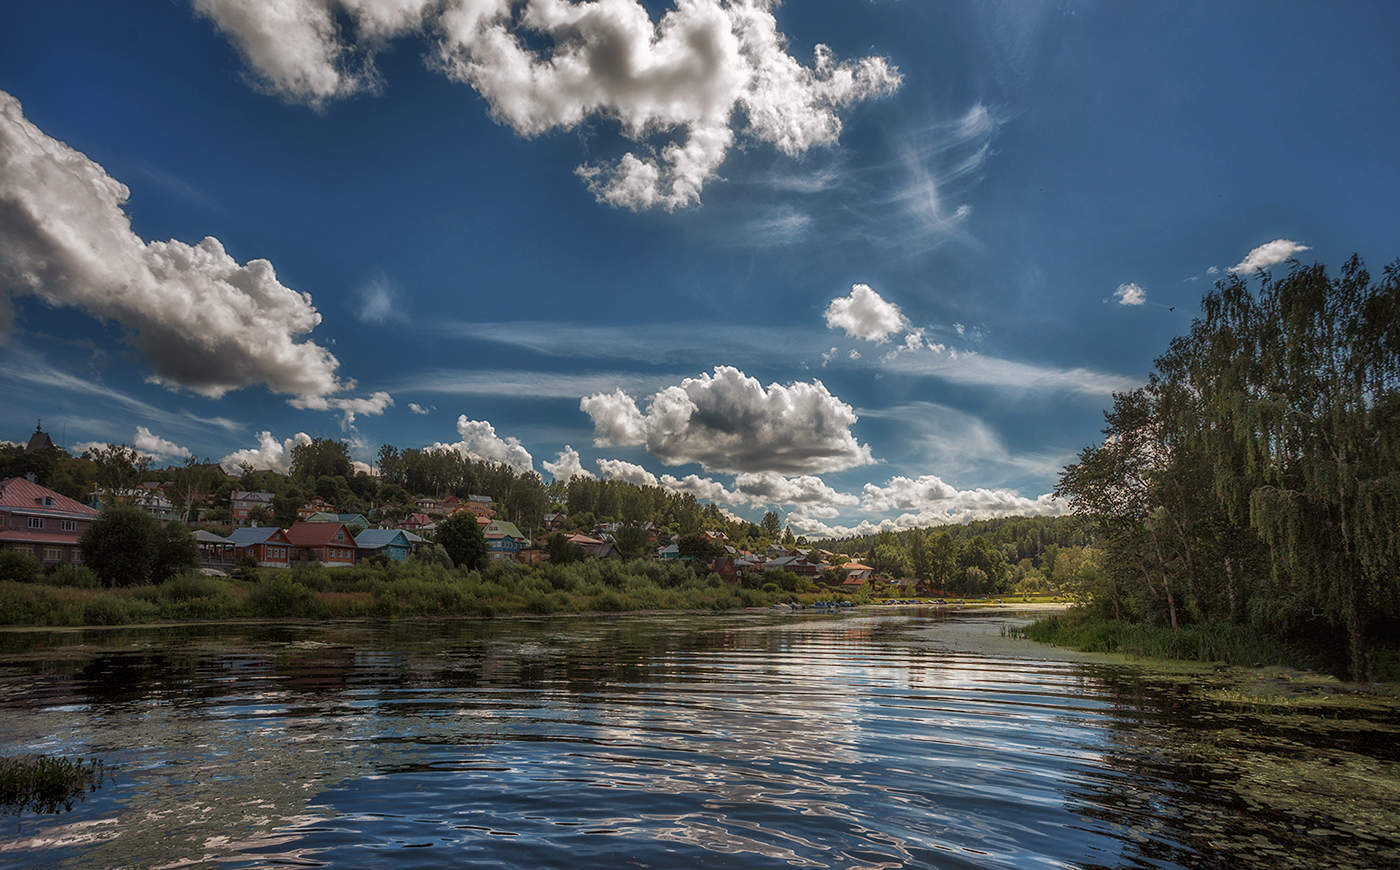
(1147, 530, 1179, 630)
(1223, 555, 1240, 623)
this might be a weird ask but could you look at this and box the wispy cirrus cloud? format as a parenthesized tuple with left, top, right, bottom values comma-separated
(881, 345, 1137, 397)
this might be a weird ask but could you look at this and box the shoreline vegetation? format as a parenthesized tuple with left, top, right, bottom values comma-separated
(0, 755, 106, 817)
(0, 559, 1066, 629)
(1014, 609, 1400, 684)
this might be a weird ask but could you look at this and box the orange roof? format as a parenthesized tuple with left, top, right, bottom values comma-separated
(841, 562, 872, 571)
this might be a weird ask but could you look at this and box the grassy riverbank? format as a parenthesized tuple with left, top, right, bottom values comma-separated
(0, 559, 890, 627)
(1012, 609, 1400, 682)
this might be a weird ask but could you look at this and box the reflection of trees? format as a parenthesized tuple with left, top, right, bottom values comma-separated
(1067, 669, 1400, 868)
(8, 615, 1393, 867)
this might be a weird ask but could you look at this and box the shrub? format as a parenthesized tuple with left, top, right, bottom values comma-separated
(81, 595, 157, 626)
(248, 576, 325, 618)
(152, 524, 199, 583)
(46, 564, 99, 589)
(0, 550, 43, 583)
(79, 507, 160, 587)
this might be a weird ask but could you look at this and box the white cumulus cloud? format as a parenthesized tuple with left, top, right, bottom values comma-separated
(596, 458, 658, 487)
(824, 283, 907, 343)
(0, 91, 346, 401)
(1113, 282, 1147, 306)
(193, 0, 900, 210)
(1230, 239, 1310, 274)
(290, 391, 394, 429)
(133, 426, 192, 461)
(220, 431, 314, 473)
(580, 365, 874, 474)
(733, 471, 858, 507)
(428, 415, 534, 474)
(543, 444, 595, 482)
(408, 402, 433, 415)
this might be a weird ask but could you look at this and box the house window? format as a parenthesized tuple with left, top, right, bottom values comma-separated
(335, 532, 344, 542)
(44, 547, 62, 561)
(27, 517, 44, 530)
(61, 520, 78, 532)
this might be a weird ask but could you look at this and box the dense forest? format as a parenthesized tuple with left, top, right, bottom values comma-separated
(1055, 256, 1399, 680)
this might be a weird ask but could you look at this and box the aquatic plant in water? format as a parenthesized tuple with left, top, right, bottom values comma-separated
(0, 755, 106, 815)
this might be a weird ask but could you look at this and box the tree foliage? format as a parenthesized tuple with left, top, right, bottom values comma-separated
(79, 507, 161, 587)
(435, 512, 488, 571)
(1056, 256, 1400, 679)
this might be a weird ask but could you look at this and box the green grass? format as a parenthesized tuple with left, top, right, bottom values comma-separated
(1012, 610, 1306, 669)
(0, 755, 106, 815)
(0, 559, 876, 627)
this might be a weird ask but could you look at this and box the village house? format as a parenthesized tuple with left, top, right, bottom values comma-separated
(543, 512, 566, 530)
(355, 528, 412, 562)
(304, 511, 369, 531)
(230, 491, 274, 525)
(566, 533, 618, 559)
(297, 496, 336, 520)
(841, 562, 873, 581)
(194, 530, 237, 570)
(398, 513, 434, 532)
(484, 520, 528, 560)
(285, 522, 358, 568)
(90, 484, 175, 522)
(226, 526, 294, 567)
(0, 475, 99, 566)
(457, 496, 496, 522)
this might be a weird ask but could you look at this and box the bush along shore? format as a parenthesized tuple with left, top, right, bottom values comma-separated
(1013, 609, 1400, 683)
(0, 558, 887, 627)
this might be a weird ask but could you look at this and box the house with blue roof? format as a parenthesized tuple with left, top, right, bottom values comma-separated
(226, 526, 293, 567)
(355, 528, 411, 562)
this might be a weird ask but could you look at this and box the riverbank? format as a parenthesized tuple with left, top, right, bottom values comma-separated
(0, 553, 1080, 628)
(1009, 608, 1400, 685)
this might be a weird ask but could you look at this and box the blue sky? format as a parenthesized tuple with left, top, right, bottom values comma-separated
(2, 0, 1397, 536)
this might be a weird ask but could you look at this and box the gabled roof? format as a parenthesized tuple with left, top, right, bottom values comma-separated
(841, 562, 872, 571)
(0, 477, 98, 517)
(227, 526, 289, 546)
(356, 529, 410, 550)
(231, 490, 274, 503)
(566, 533, 604, 545)
(484, 520, 526, 540)
(285, 522, 357, 548)
(194, 530, 233, 544)
(25, 427, 56, 453)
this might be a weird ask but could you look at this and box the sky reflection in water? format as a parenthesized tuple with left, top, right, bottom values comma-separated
(0, 611, 1390, 868)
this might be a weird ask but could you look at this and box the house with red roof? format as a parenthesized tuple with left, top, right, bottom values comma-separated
(0, 475, 99, 566)
(285, 522, 358, 568)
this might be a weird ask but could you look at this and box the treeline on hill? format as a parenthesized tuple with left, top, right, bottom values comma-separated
(1055, 256, 1400, 681)
(824, 516, 1095, 597)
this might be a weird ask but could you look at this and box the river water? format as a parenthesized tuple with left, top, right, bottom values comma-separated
(0, 609, 1396, 868)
